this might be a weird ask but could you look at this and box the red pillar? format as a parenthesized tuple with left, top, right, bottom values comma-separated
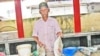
(14, 0, 24, 38)
(73, 0, 81, 33)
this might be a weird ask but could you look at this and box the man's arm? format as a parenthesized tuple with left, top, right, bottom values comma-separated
(57, 32, 63, 37)
(54, 19, 63, 37)
(33, 36, 39, 43)
(32, 22, 44, 47)
(33, 36, 44, 47)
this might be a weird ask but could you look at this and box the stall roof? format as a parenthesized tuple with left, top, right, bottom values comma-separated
(0, 0, 13, 2)
(0, 0, 25, 2)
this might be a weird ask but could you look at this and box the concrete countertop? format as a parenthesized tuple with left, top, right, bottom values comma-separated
(63, 32, 100, 38)
(0, 31, 100, 44)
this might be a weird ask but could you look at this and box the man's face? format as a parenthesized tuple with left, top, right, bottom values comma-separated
(39, 7, 49, 16)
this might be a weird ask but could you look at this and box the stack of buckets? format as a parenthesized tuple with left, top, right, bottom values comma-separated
(16, 44, 32, 56)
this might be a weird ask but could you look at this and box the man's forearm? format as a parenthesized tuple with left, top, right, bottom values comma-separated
(33, 36, 44, 47)
(33, 36, 39, 43)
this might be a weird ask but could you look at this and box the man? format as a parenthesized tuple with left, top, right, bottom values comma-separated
(32, 2, 62, 56)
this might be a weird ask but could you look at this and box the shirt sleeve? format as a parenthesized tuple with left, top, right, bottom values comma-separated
(32, 22, 38, 37)
(54, 19, 62, 34)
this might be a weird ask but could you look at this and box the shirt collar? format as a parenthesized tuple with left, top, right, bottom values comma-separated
(40, 17, 50, 22)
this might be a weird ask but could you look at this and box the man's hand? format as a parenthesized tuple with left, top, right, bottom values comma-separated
(33, 36, 46, 50)
(57, 32, 63, 37)
(37, 41, 45, 47)
(33, 36, 45, 47)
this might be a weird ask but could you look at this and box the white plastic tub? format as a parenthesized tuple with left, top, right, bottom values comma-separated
(16, 44, 32, 56)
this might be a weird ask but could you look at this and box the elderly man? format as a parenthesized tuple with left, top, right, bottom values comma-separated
(32, 2, 62, 56)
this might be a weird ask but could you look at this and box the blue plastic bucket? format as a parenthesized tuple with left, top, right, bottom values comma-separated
(62, 47, 79, 56)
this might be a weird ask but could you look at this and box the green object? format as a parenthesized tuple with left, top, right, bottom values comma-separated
(32, 50, 38, 56)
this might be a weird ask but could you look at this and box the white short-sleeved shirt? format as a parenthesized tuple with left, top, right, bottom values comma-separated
(32, 17, 62, 51)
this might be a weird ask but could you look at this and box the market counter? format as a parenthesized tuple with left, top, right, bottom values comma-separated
(0, 32, 100, 55)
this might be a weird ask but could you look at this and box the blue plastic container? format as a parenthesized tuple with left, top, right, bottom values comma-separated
(62, 47, 79, 56)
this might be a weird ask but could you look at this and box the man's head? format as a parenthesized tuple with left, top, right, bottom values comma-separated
(39, 2, 49, 9)
(39, 2, 50, 17)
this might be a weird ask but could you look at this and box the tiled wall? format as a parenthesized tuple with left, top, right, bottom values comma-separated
(81, 13, 100, 32)
(0, 13, 100, 38)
